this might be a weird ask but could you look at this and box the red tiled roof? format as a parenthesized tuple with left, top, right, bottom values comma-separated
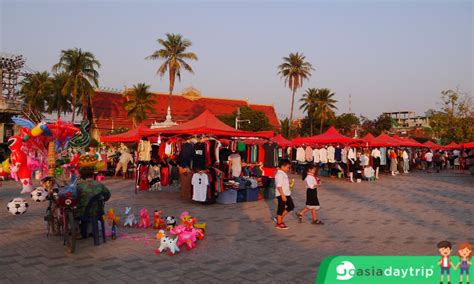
(91, 90, 280, 136)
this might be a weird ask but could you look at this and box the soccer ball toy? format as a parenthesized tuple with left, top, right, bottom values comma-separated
(31, 187, 48, 202)
(7, 198, 28, 215)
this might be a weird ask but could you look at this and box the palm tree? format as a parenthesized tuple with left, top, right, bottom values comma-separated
(123, 83, 157, 127)
(278, 52, 314, 137)
(48, 72, 72, 119)
(20, 71, 52, 123)
(300, 88, 319, 136)
(146, 33, 198, 120)
(314, 88, 338, 133)
(52, 48, 100, 122)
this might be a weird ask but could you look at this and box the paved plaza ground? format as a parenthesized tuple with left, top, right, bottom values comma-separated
(0, 170, 473, 283)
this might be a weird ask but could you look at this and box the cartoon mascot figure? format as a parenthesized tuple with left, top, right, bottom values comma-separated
(8, 136, 32, 194)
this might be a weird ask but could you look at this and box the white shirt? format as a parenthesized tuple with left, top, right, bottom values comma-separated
(275, 170, 291, 196)
(364, 167, 375, 178)
(371, 148, 381, 159)
(342, 147, 348, 163)
(319, 148, 328, 163)
(119, 152, 133, 165)
(305, 174, 320, 189)
(313, 148, 320, 163)
(327, 146, 335, 163)
(164, 142, 172, 155)
(442, 256, 449, 268)
(296, 147, 306, 162)
(192, 172, 209, 202)
(425, 152, 433, 162)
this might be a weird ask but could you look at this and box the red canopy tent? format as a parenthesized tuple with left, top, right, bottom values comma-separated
(291, 126, 361, 145)
(271, 134, 292, 147)
(369, 133, 400, 147)
(392, 135, 421, 147)
(144, 110, 274, 138)
(462, 142, 474, 149)
(407, 138, 424, 147)
(443, 141, 460, 150)
(100, 123, 152, 143)
(422, 140, 442, 150)
(362, 133, 375, 143)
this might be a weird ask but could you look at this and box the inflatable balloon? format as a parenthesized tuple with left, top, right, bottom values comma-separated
(8, 136, 32, 194)
(7, 198, 28, 215)
(95, 161, 107, 171)
(70, 120, 91, 148)
(78, 154, 99, 167)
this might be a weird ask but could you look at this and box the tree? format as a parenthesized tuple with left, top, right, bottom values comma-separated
(123, 83, 157, 127)
(277, 52, 314, 137)
(47, 72, 72, 119)
(300, 88, 318, 136)
(20, 71, 52, 123)
(335, 113, 360, 136)
(374, 114, 394, 134)
(218, 106, 272, 132)
(313, 88, 337, 134)
(52, 48, 101, 122)
(280, 118, 290, 138)
(146, 33, 198, 119)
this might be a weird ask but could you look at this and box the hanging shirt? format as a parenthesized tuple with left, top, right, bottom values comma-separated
(342, 147, 348, 163)
(335, 147, 342, 162)
(138, 140, 151, 161)
(380, 147, 387, 165)
(164, 142, 172, 156)
(296, 147, 306, 163)
(179, 143, 194, 168)
(313, 148, 320, 163)
(360, 154, 369, 166)
(263, 143, 278, 167)
(319, 148, 328, 163)
(193, 142, 207, 170)
(327, 146, 335, 163)
(192, 172, 209, 202)
(229, 153, 242, 177)
(305, 146, 313, 162)
(237, 142, 246, 152)
(219, 147, 231, 164)
(347, 148, 356, 163)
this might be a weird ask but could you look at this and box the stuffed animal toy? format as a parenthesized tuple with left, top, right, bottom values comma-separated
(123, 207, 137, 227)
(170, 225, 197, 250)
(153, 210, 166, 229)
(138, 208, 151, 228)
(165, 216, 176, 230)
(155, 230, 180, 256)
(8, 136, 32, 193)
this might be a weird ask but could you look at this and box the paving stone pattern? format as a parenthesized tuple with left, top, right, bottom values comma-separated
(0, 171, 473, 283)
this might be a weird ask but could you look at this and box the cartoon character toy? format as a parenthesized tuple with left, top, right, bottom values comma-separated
(169, 225, 197, 250)
(8, 136, 32, 193)
(165, 216, 176, 230)
(153, 210, 166, 229)
(155, 230, 180, 256)
(123, 207, 137, 227)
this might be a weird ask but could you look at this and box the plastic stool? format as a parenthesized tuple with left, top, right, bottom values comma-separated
(337, 172, 345, 179)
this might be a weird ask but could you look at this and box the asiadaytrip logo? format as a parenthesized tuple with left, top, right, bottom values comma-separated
(336, 261, 355, 280)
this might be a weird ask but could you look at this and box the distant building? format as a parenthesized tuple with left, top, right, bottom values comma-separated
(383, 111, 430, 135)
(91, 87, 280, 140)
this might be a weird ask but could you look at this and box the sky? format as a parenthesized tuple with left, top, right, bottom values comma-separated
(1, 0, 472, 120)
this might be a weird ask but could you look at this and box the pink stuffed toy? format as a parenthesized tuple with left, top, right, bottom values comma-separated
(170, 225, 197, 250)
(138, 208, 151, 228)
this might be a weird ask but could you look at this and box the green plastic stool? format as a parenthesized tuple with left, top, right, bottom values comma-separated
(337, 172, 345, 179)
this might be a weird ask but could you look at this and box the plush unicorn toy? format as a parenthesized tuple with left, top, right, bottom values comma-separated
(155, 230, 180, 256)
(123, 207, 137, 227)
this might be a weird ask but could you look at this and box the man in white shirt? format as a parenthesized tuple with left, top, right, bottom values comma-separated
(425, 151, 433, 170)
(371, 148, 381, 179)
(274, 159, 294, 230)
(115, 150, 133, 179)
(402, 149, 409, 173)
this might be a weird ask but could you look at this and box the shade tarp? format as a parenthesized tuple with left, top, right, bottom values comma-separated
(291, 126, 361, 145)
(392, 135, 422, 147)
(423, 140, 442, 149)
(271, 134, 292, 147)
(144, 110, 274, 138)
(100, 123, 151, 142)
(443, 141, 460, 150)
(369, 133, 400, 147)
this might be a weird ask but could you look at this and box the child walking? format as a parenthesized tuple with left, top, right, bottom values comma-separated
(297, 165, 324, 225)
(274, 159, 294, 230)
